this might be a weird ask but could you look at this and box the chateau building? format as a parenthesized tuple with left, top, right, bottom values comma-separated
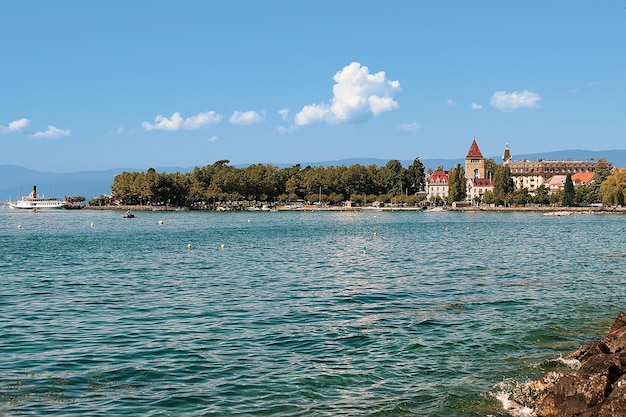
(425, 139, 493, 203)
(425, 139, 603, 203)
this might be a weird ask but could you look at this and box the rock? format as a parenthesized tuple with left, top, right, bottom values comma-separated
(515, 312, 626, 417)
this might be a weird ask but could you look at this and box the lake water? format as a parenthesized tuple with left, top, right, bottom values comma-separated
(1, 208, 625, 416)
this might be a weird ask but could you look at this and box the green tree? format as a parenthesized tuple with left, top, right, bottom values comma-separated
(492, 165, 514, 206)
(533, 184, 550, 206)
(574, 186, 591, 207)
(512, 188, 530, 206)
(484, 158, 498, 181)
(589, 158, 614, 203)
(599, 169, 626, 207)
(447, 164, 466, 203)
(561, 173, 575, 207)
(406, 157, 425, 194)
(383, 160, 406, 196)
(482, 190, 495, 205)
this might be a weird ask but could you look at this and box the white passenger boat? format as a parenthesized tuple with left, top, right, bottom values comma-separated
(7, 185, 68, 210)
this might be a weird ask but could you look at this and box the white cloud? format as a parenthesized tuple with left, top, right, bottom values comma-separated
(277, 125, 298, 134)
(446, 99, 456, 106)
(9, 118, 30, 132)
(229, 110, 263, 125)
(208, 135, 218, 142)
(490, 90, 541, 111)
(1, 118, 31, 133)
(33, 125, 71, 139)
(471, 103, 483, 110)
(294, 62, 401, 126)
(143, 111, 222, 131)
(143, 112, 183, 131)
(278, 108, 289, 120)
(116, 127, 124, 135)
(398, 122, 422, 136)
(184, 111, 222, 129)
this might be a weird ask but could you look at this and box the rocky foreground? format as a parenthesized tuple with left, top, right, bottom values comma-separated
(515, 312, 626, 416)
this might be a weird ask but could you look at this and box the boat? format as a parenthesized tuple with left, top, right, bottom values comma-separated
(123, 210, 135, 218)
(7, 185, 68, 210)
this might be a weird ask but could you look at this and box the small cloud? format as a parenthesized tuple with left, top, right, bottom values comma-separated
(294, 62, 401, 126)
(398, 122, 422, 136)
(229, 110, 264, 125)
(143, 112, 183, 131)
(587, 81, 599, 87)
(33, 125, 71, 139)
(278, 108, 289, 120)
(277, 125, 298, 134)
(143, 111, 222, 131)
(490, 90, 541, 111)
(8, 118, 30, 132)
(208, 135, 218, 143)
(116, 127, 124, 135)
(446, 99, 456, 106)
(471, 103, 483, 110)
(1, 118, 30, 133)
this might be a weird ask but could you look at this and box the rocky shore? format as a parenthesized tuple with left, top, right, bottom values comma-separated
(514, 312, 626, 416)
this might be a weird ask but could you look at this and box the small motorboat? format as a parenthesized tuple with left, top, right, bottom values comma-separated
(123, 210, 135, 218)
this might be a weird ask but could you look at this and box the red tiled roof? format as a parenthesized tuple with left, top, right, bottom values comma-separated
(428, 169, 448, 182)
(473, 178, 493, 186)
(571, 172, 594, 184)
(466, 139, 483, 158)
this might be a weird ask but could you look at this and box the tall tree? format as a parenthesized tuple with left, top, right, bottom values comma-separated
(383, 160, 406, 196)
(447, 164, 466, 203)
(562, 173, 575, 207)
(493, 165, 514, 205)
(589, 158, 614, 203)
(406, 157, 426, 193)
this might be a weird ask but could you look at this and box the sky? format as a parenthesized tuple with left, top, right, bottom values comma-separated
(1, 1, 625, 173)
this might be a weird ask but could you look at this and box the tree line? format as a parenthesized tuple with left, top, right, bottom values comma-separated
(99, 158, 427, 208)
(91, 157, 625, 209)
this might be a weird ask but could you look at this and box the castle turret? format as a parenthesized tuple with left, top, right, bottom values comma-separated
(502, 143, 512, 165)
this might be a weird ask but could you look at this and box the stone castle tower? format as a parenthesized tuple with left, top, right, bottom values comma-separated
(465, 138, 485, 180)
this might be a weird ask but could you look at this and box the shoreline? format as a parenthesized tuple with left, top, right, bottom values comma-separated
(77, 204, 626, 214)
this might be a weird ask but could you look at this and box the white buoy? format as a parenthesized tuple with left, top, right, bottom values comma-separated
(159, 220, 164, 225)
(187, 243, 192, 249)
(17, 223, 22, 229)
(221, 244, 225, 249)
(90, 222, 94, 228)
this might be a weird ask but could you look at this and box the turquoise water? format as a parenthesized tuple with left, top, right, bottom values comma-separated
(1, 208, 625, 416)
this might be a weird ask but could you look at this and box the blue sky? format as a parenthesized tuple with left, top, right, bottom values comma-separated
(1, 1, 624, 173)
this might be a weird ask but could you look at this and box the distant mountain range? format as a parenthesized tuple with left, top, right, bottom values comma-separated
(1, 149, 624, 200)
